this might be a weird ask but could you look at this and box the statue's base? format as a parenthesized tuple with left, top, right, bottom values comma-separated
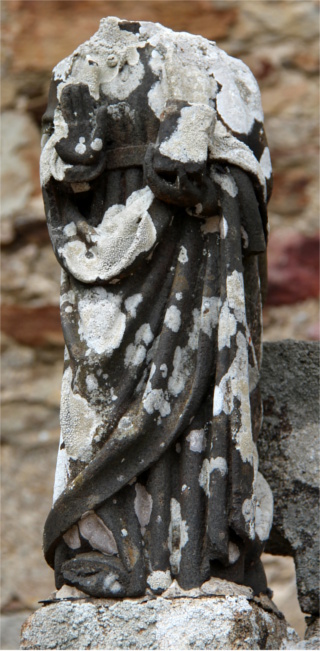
(20, 579, 301, 650)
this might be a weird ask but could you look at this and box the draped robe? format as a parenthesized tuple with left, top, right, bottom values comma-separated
(41, 18, 273, 597)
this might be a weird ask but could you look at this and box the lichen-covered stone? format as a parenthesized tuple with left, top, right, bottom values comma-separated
(41, 16, 273, 599)
(20, 585, 299, 650)
(282, 617, 320, 650)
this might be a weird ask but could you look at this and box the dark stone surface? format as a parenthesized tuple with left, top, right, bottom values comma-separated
(259, 340, 320, 615)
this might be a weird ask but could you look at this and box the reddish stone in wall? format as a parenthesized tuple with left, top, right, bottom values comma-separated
(270, 168, 312, 216)
(266, 230, 319, 305)
(1, 304, 63, 347)
(2, 0, 238, 73)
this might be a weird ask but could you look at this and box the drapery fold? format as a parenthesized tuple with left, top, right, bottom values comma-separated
(44, 167, 269, 595)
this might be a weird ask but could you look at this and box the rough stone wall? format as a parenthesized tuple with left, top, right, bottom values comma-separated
(1, 1, 319, 648)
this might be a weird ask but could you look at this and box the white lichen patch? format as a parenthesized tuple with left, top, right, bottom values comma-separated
(217, 270, 249, 349)
(260, 147, 272, 179)
(63, 222, 77, 237)
(78, 511, 118, 555)
(91, 137, 103, 151)
(103, 573, 118, 589)
(218, 301, 237, 350)
(116, 416, 134, 440)
(221, 217, 228, 239)
(200, 296, 221, 337)
(40, 107, 71, 186)
(103, 573, 122, 594)
(164, 305, 181, 333)
(106, 102, 135, 122)
(53, 432, 70, 504)
(118, 416, 133, 430)
(211, 48, 264, 135)
(136, 323, 154, 346)
(110, 388, 118, 402)
(146, 30, 218, 118)
(53, 17, 144, 102)
(125, 323, 154, 368)
(226, 270, 246, 324)
(168, 498, 189, 575)
(125, 343, 146, 367)
(187, 297, 220, 350)
(186, 429, 206, 453)
(143, 385, 171, 417)
(124, 293, 143, 318)
(58, 187, 157, 283)
(254, 472, 273, 542)
(86, 374, 98, 392)
(212, 171, 238, 198)
(159, 104, 215, 164)
(78, 288, 125, 355)
(168, 346, 190, 397)
(213, 330, 258, 469)
(178, 246, 188, 264)
(199, 457, 228, 497)
(147, 570, 172, 592)
(188, 308, 201, 350)
(201, 216, 220, 235)
(75, 137, 86, 155)
(134, 483, 153, 533)
(242, 498, 255, 540)
(60, 366, 102, 462)
(99, 57, 144, 103)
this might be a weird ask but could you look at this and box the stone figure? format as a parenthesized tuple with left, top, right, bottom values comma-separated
(41, 17, 273, 599)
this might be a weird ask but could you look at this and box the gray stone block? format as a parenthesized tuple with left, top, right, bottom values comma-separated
(20, 582, 299, 650)
(259, 340, 319, 615)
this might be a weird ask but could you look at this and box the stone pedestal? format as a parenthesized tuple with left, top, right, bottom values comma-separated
(20, 580, 299, 650)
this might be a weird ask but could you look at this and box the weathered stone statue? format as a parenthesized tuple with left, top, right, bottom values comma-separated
(41, 17, 273, 600)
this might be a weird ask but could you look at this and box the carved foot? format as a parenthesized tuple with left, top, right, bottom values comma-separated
(61, 551, 145, 598)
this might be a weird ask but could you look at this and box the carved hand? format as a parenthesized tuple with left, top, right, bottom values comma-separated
(144, 145, 218, 215)
(55, 84, 109, 181)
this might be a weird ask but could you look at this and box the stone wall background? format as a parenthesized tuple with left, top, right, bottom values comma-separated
(1, 1, 319, 647)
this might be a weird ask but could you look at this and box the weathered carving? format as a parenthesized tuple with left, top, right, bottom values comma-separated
(41, 17, 273, 599)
